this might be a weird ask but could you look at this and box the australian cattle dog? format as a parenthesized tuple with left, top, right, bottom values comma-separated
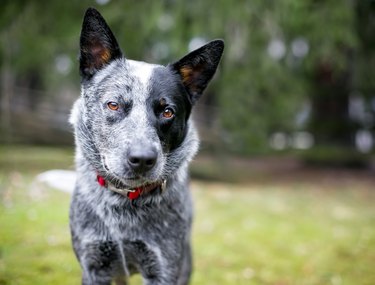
(69, 7, 224, 285)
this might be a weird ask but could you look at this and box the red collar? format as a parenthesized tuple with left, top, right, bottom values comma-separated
(96, 174, 166, 200)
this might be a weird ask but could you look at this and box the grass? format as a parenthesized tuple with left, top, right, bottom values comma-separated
(0, 145, 374, 285)
(192, 183, 375, 285)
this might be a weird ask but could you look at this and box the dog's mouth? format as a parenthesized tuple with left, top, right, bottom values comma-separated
(99, 156, 166, 199)
(110, 179, 166, 195)
(97, 173, 167, 199)
(102, 166, 158, 189)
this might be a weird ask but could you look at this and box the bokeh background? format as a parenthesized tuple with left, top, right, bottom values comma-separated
(0, 1, 374, 284)
(2, 0, 375, 160)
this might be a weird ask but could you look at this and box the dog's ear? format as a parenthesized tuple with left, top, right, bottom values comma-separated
(79, 8, 122, 80)
(171, 40, 224, 104)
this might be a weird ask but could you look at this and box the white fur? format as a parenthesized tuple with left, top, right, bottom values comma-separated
(127, 59, 159, 89)
(69, 98, 82, 126)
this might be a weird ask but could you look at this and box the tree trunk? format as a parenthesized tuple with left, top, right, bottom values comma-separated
(309, 60, 354, 147)
(0, 30, 14, 143)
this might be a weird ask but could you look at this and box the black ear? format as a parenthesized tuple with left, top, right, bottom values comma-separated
(79, 8, 122, 80)
(171, 40, 224, 103)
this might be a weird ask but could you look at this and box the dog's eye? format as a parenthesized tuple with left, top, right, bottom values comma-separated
(107, 102, 119, 111)
(162, 108, 174, 119)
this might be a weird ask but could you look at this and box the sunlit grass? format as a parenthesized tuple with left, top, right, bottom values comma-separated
(192, 183, 375, 285)
(0, 146, 374, 285)
(0, 174, 79, 285)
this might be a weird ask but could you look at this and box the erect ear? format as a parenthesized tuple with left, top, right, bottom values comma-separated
(79, 8, 122, 80)
(170, 40, 224, 104)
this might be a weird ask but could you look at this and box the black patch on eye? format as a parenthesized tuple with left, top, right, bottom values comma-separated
(148, 67, 192, 151)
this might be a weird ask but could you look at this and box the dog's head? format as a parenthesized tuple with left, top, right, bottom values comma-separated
(71, 8, 224, 192)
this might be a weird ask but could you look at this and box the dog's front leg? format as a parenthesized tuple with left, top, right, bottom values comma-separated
(177, 242, 192, 285)
(142, 250, 192, 285)
(125, 240, 186, 285)
(79, 240, 127, 285)
(142, 275, 178, 285)
(82, 270, 111, 285)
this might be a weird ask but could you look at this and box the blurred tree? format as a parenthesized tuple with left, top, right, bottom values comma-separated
(282, 0, 361, 165)
(0, 0, 374, 162)
(355, 0, 375, 127)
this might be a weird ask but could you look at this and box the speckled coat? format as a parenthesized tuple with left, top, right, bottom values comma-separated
(69, 8, 224, 285)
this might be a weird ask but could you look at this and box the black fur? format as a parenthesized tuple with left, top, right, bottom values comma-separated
(80, 8, 122, 80)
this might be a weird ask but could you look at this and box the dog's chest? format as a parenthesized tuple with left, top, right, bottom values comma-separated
(92, 189, 190, 240)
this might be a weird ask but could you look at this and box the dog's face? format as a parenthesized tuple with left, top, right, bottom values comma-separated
(71, 8, 224, 189)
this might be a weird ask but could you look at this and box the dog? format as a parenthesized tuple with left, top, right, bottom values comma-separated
(69, 7, 224, 285)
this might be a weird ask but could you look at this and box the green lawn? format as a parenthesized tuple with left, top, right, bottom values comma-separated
(0, 146, 374, 285)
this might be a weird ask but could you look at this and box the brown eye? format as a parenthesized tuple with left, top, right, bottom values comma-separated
(107, 102, 119, 111)
(163, 108, 174, 119)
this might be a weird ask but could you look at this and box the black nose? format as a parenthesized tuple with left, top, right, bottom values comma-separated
(127, 146, 157, 173)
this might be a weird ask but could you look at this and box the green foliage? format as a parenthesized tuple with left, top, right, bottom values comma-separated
(1, 0, 374, 155)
